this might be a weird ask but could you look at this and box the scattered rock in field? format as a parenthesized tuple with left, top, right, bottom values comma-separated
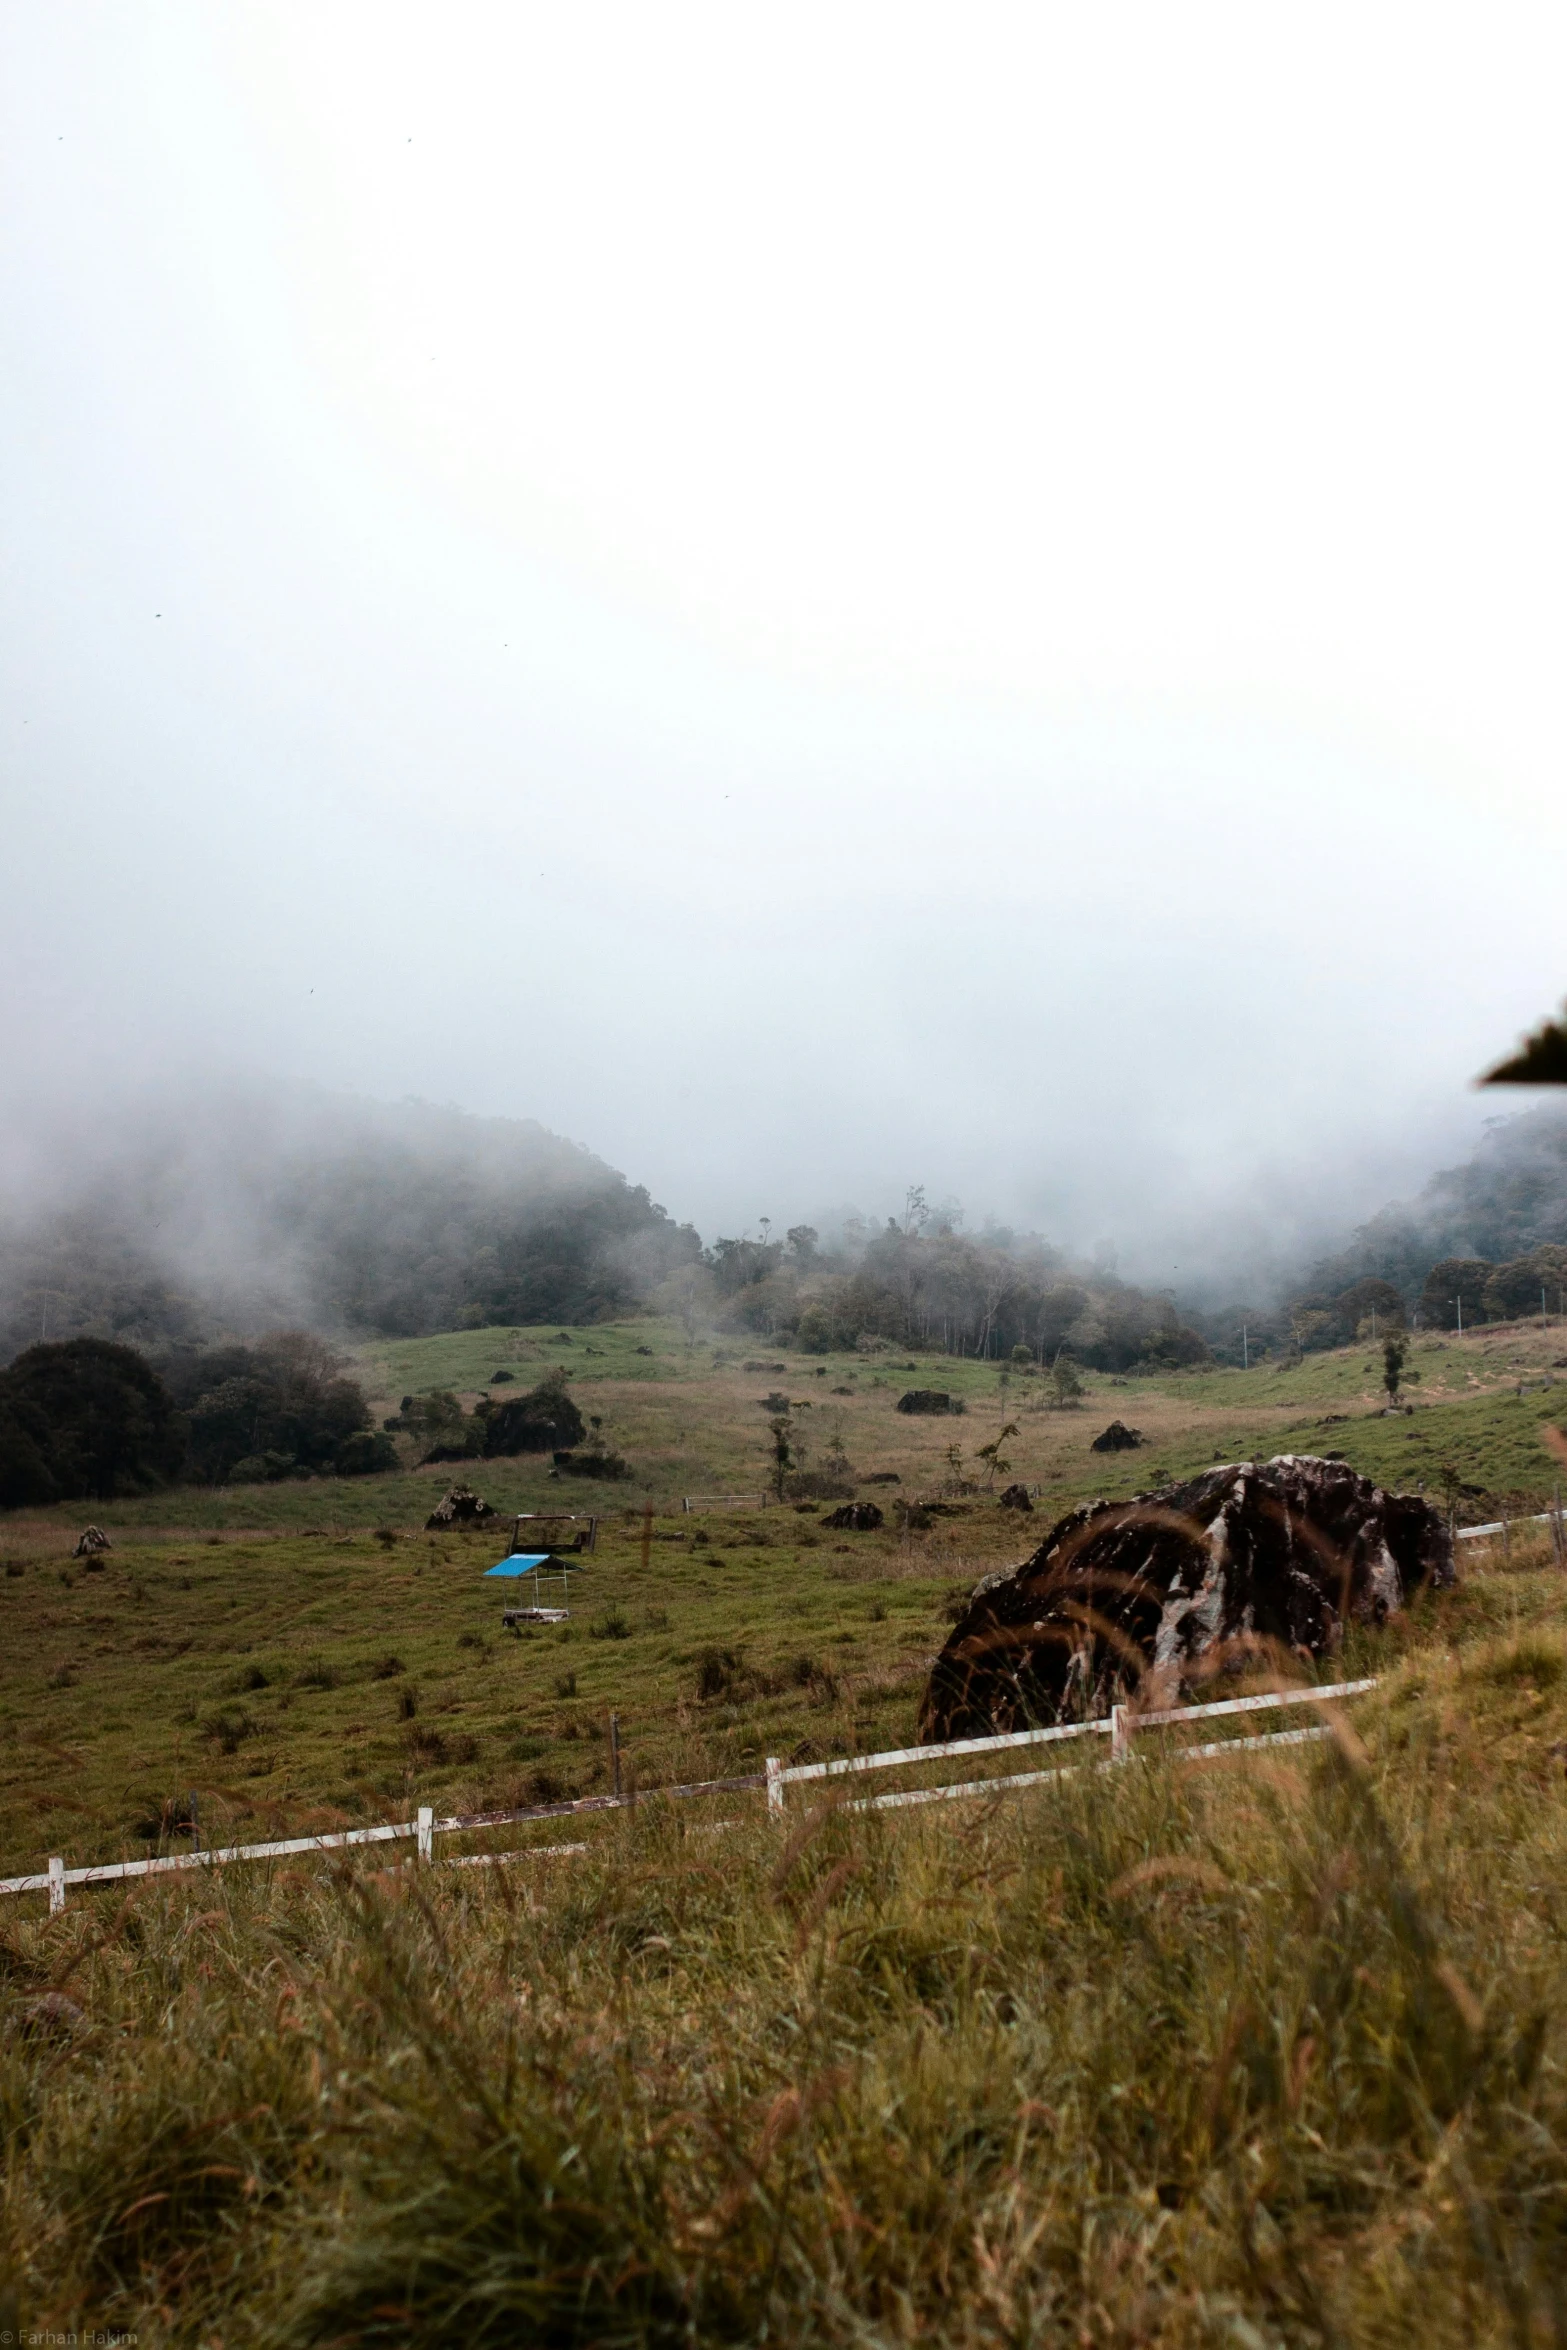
(72, 1525, 112, 1557)
(823, 1501, 884, 1530)
(920, 1453, 1454, 1740)
(897, 1389, 958, 1415)
(997, 1483, 1033, 1511)
(424, 1484, 498, 1530)
(1090, 1419, 1144, 1452)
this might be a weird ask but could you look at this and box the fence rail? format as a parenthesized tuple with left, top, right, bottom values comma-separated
(1456, 1508, 1560, 1541)
(766, 1677, 1377, 1811)
(2, 1772, 766, 1913)
(5, 1684, 1378, 1913)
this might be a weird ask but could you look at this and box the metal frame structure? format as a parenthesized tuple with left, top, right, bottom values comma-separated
(508, 1511, 598, 1554)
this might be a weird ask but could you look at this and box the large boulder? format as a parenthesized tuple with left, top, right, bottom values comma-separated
(919, 1454, 1453, 1741)
(896, 1390, 959, 1416)
(424, 1484, 498, 1530)
(1090, 1419, 1143, 1452)
(823, 1501, 884, 1530)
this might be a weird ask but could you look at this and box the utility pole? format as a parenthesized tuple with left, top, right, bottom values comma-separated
(1454, 1294, 1464, 1337)
(1371, 1307, 1378, 1340)
(1240, 1321, 1249, 1371)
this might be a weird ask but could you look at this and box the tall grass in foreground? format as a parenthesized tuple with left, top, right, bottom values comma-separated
(4, 1620, 1567, 2345)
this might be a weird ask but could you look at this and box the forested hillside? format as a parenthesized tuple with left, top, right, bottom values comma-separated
(0, 1089, 700, 1359)
(691, 1195, 1213, 1372)
(1282, 1103, 1567, 1347)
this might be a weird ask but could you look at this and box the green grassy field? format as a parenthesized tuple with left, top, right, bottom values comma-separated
(7, 1324, 1567, 2340)
(6, 1535, 1567, 2342)
(1, 1320, 1564, 1885)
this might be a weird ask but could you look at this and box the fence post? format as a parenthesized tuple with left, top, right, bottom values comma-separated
(416, 1806, 433, 1863)
(610, 1714, 622, 1800)
(48, 1856, 65, 1915)
(1110, 1705, 1130, 1763)
(765, 1757, 784, 1814)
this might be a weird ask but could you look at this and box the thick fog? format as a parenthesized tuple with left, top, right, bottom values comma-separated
(4, 5, 1565, 1285)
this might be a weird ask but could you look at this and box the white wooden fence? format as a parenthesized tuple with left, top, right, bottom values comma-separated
(0, 1772, 767, 1914)
(763, 1677, 1378, 1814)
(4, 1681, 1377, 1913)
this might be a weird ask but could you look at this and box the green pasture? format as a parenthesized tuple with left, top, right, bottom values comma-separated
(1, 1316, 1564, 1883)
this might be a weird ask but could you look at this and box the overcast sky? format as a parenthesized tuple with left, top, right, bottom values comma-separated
(4, 3, 1564, 1278)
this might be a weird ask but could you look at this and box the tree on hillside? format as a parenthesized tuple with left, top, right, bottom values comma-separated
(1481, 1246, 1567, 1323)
(0, 1382, 60, 1508)
(975, 1421, 1020, 1488)
(1418, 1258, 1492, 1331)
(0, 1338, 186, 1504)
(1334, 1278, 1405, 1342)
(167, 1333, 390, 1482)
(1382, 1335, 1408, 1407)
(381, 1389, 470, 1457)
(766, 1413, 794, 1503)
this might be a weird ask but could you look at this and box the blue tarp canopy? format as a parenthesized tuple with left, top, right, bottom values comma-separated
(484, 1554, 554, 1578)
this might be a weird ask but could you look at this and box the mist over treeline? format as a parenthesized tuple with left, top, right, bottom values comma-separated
(0, 1087, 700, 1359)
(2, 1087, 1567, 1379)
(686, 1198, 1212, 1373)
(656, 1109, 1567, 1369)
(1277, 1103, 1567, 1348)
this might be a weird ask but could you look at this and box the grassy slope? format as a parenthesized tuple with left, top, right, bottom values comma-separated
(7, 1327, 1567, 2338)
(1, 1320, 1565, 1880)
(5, 1540, 1567, 2342)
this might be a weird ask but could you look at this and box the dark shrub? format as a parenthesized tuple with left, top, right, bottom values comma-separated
(336, 1430, 399, 1476)
(0, 1390, 58, 1509)
(786, 1470, 856, 1501)
(695, 1646, 741, 1699)
(204, 1709, 254, 1753)
(552, 1449, 631, 1479)
(896, 1390, 956, 1416)
(169, 1331, 377, 1483)
(479, 1371, 586, 1458)
(0, 1338, 186, 1505)
(228, 1451, 297, 1484)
